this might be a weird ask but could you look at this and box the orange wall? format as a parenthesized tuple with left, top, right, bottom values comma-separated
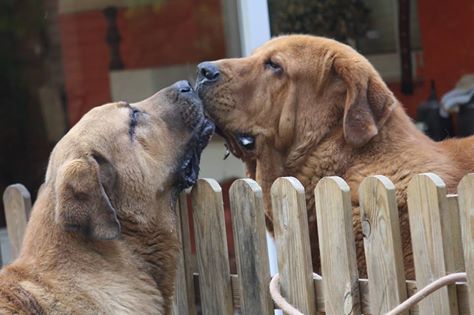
(59, 0, 226, 125)
(59, 2, 474, 123)
(60, 10, 111, 126)
(390, 0, 474, 118)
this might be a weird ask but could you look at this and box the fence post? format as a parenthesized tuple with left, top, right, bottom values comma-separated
(2, 184, 31, 260)
(457, 173, 474, 313)
(272, 177, 316, 314)
(359, 176, 407, 314)
(172, 193, 196, 315)
(230, 179, 273, 315)
(192, 178, 233, 314)
(315, 176, 361, 315)
(407, 173, 459, 314)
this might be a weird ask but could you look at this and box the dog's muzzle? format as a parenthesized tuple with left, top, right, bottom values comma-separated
(173, 80, 215, 190)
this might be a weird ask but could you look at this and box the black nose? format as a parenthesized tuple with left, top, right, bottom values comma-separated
(197, 62, 220, 83)
(175, 80, 192, 93)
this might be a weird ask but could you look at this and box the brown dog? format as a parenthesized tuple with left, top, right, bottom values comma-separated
(196, 34, 474, 278)
(0, 81, 214, 314)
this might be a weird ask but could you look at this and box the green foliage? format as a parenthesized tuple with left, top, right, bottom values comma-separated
(0, 0, 45, 100)
(268, 0, 370, 46)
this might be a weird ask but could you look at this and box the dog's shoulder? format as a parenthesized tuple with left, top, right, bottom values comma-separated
(0, 265, 47, 314)
(81, 272, 165, 314)
(0, 262, 166, 314)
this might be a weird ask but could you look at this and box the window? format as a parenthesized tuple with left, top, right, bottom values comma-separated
(267, 0, 423, 81)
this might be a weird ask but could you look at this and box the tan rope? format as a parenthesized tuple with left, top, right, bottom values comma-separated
(269, 272, 467, 315)
(269, 273, 321, 315)
(386, 272, 466, 315)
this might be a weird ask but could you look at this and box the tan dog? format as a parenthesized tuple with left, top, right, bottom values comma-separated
(0, 80, 214, 314)
(196, 34, 474, 278)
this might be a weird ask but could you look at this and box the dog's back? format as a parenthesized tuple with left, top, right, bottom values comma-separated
(441, 135, 474, 173)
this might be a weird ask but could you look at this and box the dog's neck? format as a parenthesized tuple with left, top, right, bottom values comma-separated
(344, 105, 463, 202)
(118, 204, 179, 311)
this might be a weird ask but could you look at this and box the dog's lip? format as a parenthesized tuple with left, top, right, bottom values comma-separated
(195, 78, 210, 90)
(214, 125, 256, 160)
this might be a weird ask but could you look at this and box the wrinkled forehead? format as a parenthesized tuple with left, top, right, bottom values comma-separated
(48, 103, 129, 159)
(254, 36, 314, 55)
(254, 36, 351, 58)
(81, 102, 129, 122)
(68, 103, 126, 136)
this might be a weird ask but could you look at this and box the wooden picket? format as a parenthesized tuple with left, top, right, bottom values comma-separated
(191, 178, 233, 314)
(447, 194, 466, 272)
(229, 179, 273, 315)
(315, 177, 360, 315)
(359, 176, 407, 314)
(458, 174, 474, 313)
(407, 173, 459, 314)
(172, 193, 196, 315)
(4, 173, 474, 314)
(271, 177, 317, 315)
(2, 184, 31, 261)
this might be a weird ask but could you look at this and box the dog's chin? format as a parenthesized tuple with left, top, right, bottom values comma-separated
(197, 84, 257, 166)
(175, 118, 215, 190)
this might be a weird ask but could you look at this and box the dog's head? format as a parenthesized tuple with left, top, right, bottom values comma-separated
(45, 81, 214, 240)
(196, 34, 396, 185)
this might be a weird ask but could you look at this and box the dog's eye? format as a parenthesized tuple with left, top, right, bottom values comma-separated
(264, 59, 283, 74)
(129, 107, 143, 137)
(131, 108, 141, 120)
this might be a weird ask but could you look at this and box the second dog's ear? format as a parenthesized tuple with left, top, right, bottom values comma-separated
(54, 156, 120, 240)
(335, 57, 396, 148)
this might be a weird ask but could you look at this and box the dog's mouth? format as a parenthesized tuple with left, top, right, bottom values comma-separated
(214, 125, 256, 161)
(176, 118, 215, 190)
(196, 80, 256, 160)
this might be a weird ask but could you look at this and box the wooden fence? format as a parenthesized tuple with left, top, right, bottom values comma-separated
(3, 173, 474, 314)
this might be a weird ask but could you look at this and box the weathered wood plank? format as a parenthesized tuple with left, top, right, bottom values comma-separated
(359, 175, 407, 314)
(2, 184, 31, 259)
(315, 176, 361, 315)
(458, 173, 474, 313)
(407, 173, 459, 315)
(172, 193, 196, 315)
(446, 194, 465, 272)
(271, 177, 316, 314)
(191, 179, 233, 314)
(230, 179, 273, 315)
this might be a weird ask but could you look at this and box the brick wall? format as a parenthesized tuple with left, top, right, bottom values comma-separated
(59, 0, 226, 125)
(389, 0, 474, 118)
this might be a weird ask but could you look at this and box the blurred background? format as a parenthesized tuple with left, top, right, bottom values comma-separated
(1, 0, 474, 262)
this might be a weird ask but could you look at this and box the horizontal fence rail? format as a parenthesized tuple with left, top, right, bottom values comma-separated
(3, 173, 474, 314)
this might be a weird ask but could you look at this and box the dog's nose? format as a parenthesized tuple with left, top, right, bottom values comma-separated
(174, 80, 193, 93)
(197, 62, 220, 83)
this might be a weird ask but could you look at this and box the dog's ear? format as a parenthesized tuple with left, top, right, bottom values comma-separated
(335, 59, 396, 147)
(54, 155, 120, 240)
